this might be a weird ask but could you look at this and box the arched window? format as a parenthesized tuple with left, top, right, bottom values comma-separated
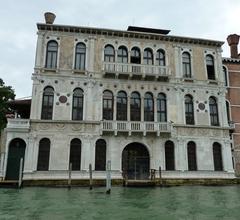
(37, 138, 50, 171)
(157, 93, 167, 122)
(226, 100, 230, 124)
(165, 141, 175, 170)
(117, 91, 127, 121)
(118, 46, 128, 63)
(185, 95, 194, 125)
(95, 139, 106, 171)
(213, 142, 223, 171)
(72, 88, 84, 120)
(143, 48, 153, 65)
(130, 92, 141, 121)
(187, 141, 197, 171)
(103, 90, 113, 120)
(104, 45, 115, 62)
(130, 47, 141, 64)
(41, 86, 54, 120)
(144, 92, 154, 121)
(75, 43, 86, 70)
(209, 97, 219, 126)
(223, 66, 229, 87)
(45, 40, 58, 69)
(182, 52, 191, 78)
(206, 55, 215, 80)
(69, 138, 81, 170)
(156, 49, 165, 66)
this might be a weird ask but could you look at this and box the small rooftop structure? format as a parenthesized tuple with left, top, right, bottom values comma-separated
(127, 26, 170, 35)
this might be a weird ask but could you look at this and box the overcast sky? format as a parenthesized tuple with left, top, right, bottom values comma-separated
(0, 0, 240, 98)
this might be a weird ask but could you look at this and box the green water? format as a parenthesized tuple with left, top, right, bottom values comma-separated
(0, 186, 240, 220)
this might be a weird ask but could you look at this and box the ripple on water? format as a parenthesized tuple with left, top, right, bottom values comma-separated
(0, 186, 240, 220)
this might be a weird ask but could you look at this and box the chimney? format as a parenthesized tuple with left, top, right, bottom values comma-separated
(44, 12, 56, 24)
(227, 34, 239, 58)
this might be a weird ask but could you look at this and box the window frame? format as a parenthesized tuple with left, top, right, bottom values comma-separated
(156, 49, 166, 66)
(212, 142, 223, 171)
(72, 88, 84, 121)
(117, 91, 128, 121)
(95, 139, 107, 171)
(182, 52, 192, 78)
(165, 140, 175, 170)
(69, 138, 81, 171)
(209, 96, 219, 126)
(104, 45, 115, 62)
(41, 86, 54, 120)
(103, 90, 114, 120)
(143, 48, 153, 65)
(144, 92, 154, 122)
(130, 92, 141, 121)
(74, 42, 86, 70)
(45, 40, 58, 69)
(187, 141, 197, 171)
(157, 93, 167, 122)
(206, 54, 215, 80)
(185, 95, 194, 125)
(37, 138, 51, 171)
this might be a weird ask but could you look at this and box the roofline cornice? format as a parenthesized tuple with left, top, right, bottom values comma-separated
(37, 23, 224, 47)
(222, 57, 240, 63)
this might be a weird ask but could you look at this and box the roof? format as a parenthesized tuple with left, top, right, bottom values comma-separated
(222, 57, 240, 63)
(37, 23, 224, 47)
(127, 26, 170, 35)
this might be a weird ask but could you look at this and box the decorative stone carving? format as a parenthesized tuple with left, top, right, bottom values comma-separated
(72, 124, 84, 131)
(55, 123, 65, 130)
(39, 124, 50, 130)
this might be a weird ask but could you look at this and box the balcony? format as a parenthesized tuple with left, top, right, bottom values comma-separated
(103, 62, 170, 79)
(7, 118, 30, 131)
(101, 121, 172, 136)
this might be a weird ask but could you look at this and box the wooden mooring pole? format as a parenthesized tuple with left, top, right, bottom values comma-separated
(159, 166, 163, 186)
(68, 163, 72, 189)
(106, 160, 111, 194)
(89, 164, 93, 190)
(18, 158, 23, 188)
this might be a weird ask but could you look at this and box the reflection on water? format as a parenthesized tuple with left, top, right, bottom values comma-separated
(0, 186, 240, 219)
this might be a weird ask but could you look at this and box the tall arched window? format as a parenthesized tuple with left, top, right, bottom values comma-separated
(156, 49, 165, 66)
(223, 66, 229, 87)
(72, 88, 84, 120)
(104, 45, 115, 62)
(130, 92, 141, 121)
(206, 55, 215, 80)
(45, 40, 58, 69)
(144, 92, 154, 121)
(182, 52, 191, 78)
(37, 138, 50, 171)
(118, 46, 128, 63)
(226, 100, 230, 124)
(130, 47, 141, 64)
(185, 95, 194, 125)
(213, 142, 223, 171)
(69, 138, 81, 170)
(157, 93, 167, 122)
(209, 97, 219, 126)
(117, 91, 127, 121)
(143, 48, 153, 65)
(165, 141, 175, 170)
(75, 43, 86, 70)
(187, 141, 197, 171)
(95, 139, 106, 171)
(41, 86, 54, 120)
(103, 90, 113, 120)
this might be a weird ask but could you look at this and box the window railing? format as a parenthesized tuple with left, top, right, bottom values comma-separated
(7, 118, 30, 129)
(101, 120, 171, 135)
(103, 62, 170, 77)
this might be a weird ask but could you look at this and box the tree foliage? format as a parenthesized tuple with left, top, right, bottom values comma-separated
(0, 78, 15, 130)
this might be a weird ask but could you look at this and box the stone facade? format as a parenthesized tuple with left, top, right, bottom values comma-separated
(0, 15, 235, 181)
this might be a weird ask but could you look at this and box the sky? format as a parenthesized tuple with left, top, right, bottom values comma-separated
(0, 0, 240, 98)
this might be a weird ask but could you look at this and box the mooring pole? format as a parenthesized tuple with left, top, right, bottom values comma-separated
(68, 163, 72, 189)
(159, 166, 162, 186)
(106, 160, 111, 194)
(18, 158, 23, 188)
(89, 163, 93, 190)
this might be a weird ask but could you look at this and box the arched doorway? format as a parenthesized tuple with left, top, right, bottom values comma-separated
(5, 138, 26, 180)
(122, 142, 150, 180)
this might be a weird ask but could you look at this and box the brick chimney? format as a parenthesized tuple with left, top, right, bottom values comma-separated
(44, 12, 56, 24)
(227, 34, 240, 58)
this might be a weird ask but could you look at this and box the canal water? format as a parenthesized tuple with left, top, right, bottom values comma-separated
(0, 186, 240, 219)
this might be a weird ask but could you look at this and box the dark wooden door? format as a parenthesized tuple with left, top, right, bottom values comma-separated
(5, 138, 26, 180)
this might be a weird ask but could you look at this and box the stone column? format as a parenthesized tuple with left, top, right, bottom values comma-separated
(223, 140, 234, 172)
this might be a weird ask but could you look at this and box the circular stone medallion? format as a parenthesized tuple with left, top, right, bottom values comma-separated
(59, 95, 67, 103)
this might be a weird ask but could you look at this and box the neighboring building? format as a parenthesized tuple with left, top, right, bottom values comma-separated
(223, 34, 240, 176)
(0, 13, 235, 183)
